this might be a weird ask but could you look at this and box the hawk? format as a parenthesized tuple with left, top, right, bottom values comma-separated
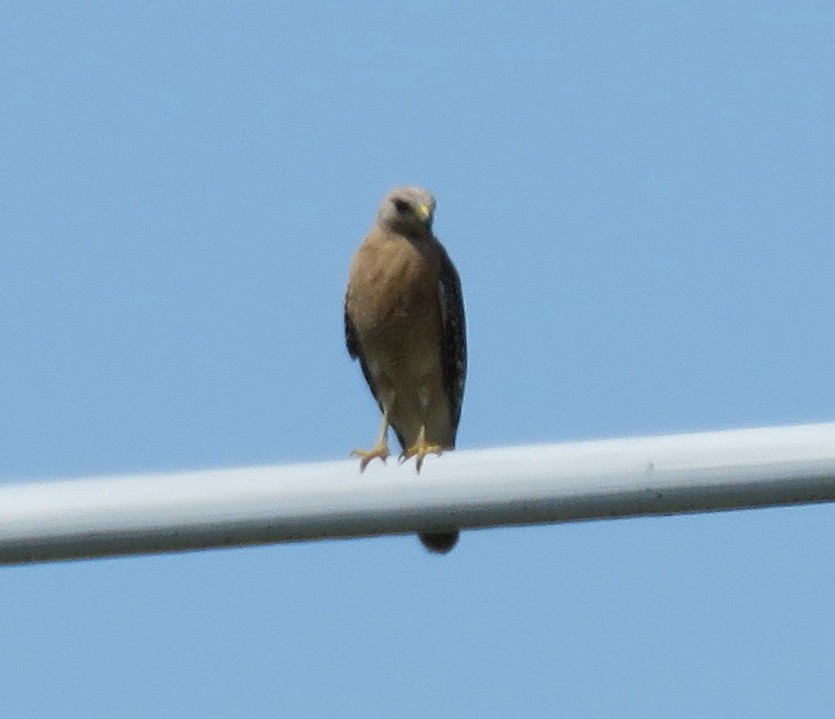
(344, 187, 467, 554)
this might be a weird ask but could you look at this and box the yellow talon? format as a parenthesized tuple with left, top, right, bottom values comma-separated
(351, 444, 389, 472)
(400, 426, 444, 473)
(352, 408, 392, 472)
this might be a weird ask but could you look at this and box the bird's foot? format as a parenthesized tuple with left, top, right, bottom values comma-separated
(400, 440, 445, 473)
(351, 443, 390, 472)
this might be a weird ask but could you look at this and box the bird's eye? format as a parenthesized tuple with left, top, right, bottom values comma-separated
(393, 199, 410, 214)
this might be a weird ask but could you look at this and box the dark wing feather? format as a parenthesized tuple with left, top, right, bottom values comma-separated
(344, 297, 386, 416)
(344, 298, 361, 360)
(437, 242, 467, 443)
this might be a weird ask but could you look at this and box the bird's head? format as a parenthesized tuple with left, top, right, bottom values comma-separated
(377, 186, 436, 237)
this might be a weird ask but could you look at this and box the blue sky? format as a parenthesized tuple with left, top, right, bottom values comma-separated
(2, 2, 835, 716)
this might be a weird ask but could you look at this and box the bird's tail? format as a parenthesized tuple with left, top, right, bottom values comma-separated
(418, 530, 460, 554)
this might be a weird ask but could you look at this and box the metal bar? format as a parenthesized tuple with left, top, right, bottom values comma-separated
(2, 421, 835, 564)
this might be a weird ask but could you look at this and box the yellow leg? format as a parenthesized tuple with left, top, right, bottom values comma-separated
(351, 411, 390, 472)
(400, 425, 445, 473)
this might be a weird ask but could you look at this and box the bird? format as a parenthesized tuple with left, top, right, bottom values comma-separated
(344, 186, 466, 554)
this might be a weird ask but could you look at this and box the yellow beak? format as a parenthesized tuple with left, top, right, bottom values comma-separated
(415, 204, 432, 221)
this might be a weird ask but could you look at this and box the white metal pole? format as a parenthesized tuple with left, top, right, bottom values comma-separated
(2, 421, 835, 564)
